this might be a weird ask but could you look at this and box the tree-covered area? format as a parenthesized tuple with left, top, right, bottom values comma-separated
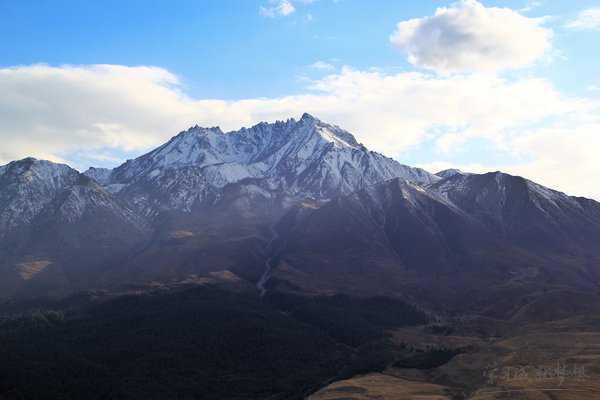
(0, 286, 428, 399)
(392, 346, 463, 370)
(267, 292, 428, 347)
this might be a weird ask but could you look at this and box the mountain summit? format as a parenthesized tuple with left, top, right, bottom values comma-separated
(0, 158, 79, 235)
(85, 115, 438, 214)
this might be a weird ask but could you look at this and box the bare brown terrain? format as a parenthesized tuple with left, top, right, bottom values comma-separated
(310, 316, 600, 400)
(309, 373, 452, 400)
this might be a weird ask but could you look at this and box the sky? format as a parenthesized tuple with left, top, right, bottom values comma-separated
(1, 0, 600, 199)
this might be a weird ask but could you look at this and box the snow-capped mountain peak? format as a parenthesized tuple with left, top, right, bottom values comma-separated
(300, 112, 315, 121)
(435, 168, 469, 179)
(0, 158, 80, 233)
(83, 167, 113, 185)
(1, 158, 78, 191)
(82, 115, 439, 214)
(105, 115, 366, 182)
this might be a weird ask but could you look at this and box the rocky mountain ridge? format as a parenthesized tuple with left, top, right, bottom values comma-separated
(82, 113, 438, 215)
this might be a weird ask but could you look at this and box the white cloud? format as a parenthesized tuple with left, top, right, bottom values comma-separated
(260, 0, 295, 17)
(0, 64, 201, 167)
(390, 0, 552, 74)
(504, 122, 600, 198)
(566, 8, 600, 30)
(1, 63, 599, 199)
(423, 119, 600, 200)
(309, 61, 335, 70)
(520, 1, 542, 13)
(259, 0, 319, 18)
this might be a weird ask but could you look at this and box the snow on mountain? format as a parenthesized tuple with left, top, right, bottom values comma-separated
(50, 176, 146, 230)
(435, 168, 468, 179)
(427, 171, 600, 249)
(0, 158, 148, 239)
(0, 158, 80, 233)
(88, 114, 438, 214)
(1, 158, 77, 190)
(0, 115, 444, 234)
(355, 177, 468, 222)
(2, 119, 600, 301)
(83, 167, 113, 185)
(430, 171, 572, 208)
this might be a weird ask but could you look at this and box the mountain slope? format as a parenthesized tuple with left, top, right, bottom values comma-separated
(0, 160, 148, 298)
(429, 171, 600, 253)
(269, 173, 600, 313)
(0, 158, 80, 236)
(268, 178, 483, 299)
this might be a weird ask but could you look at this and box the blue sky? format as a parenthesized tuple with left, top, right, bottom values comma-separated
(1, 0, 600, 198)
(3, 0, 599, 98)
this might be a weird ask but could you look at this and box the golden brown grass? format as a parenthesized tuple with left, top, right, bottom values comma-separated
(308, 373, 451, 400)
(16, 260, 52, 280)
(311, 317, 600, 400)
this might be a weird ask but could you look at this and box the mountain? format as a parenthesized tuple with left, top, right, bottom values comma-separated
(75, 114, 440, 288)
(430, 171, 600, 252)
(435, 168, 468, 179)
(266, 178, 478, 297)
(85, 113, 438, 216)
(0, 158, 80, 236)
(82, 166, 112, 185)
(1, 115, 600, 309)
(0, 158, 148, 298)
(1, 116, 438, 298)
(268, 172, 600, 314)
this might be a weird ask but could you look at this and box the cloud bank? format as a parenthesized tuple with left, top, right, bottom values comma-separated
(1, 64, 600, 200)
(390, 0, 552, 73)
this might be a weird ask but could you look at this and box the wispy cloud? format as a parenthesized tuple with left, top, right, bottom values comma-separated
(565, 8, 600, 30)
(520, 0, 542, 13)
(259, 0, 320, 18)
(309, 61, 335, 71)
(259, 0, 295, 18)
